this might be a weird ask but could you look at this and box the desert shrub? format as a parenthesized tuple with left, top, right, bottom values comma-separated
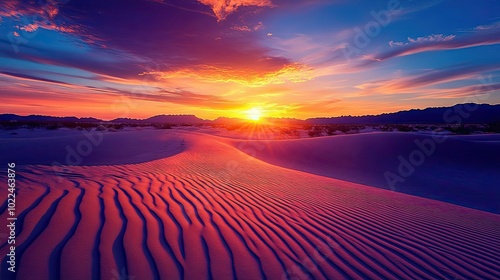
(396, 125, 412, 132)
(26, 121, 42, 130)
(308, 125, 323, 137)
(62, 122, 79, 129)
(325, 126, 334, 135)
(449, 125, 472, 135)
(302, 124, 313, 131)
(339, 125, 351, 133)
(95, 125, 107, 131)
(78, 123, 99, 130)
(280, 126, 299, 136)
(485, 122, 500, 133)
(46, 123, 62, 130)
(108, 123, 125, 130)
(154, 123, 172, 129)
(378, 125, 392, 131)
(0, 122, 20, 130)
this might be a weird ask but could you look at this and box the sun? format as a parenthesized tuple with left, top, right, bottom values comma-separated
(246, 107, 263, 121)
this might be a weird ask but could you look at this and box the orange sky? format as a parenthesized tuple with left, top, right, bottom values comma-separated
(1, 0, 499, 120)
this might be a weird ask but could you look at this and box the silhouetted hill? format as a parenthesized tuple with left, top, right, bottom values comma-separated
(306, 103, 500, 124)
(0, 114, 101, 123)
(111, 115, 208, 124)
(265, 117, 304, 125)
(110, 117, 142, 123)
(143, 115, 208, 124)
(2, 103, 499, 125)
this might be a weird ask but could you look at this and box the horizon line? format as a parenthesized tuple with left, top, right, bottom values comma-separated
(1, 102, 499, 122)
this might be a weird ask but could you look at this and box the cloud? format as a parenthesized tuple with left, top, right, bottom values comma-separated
(389, 34, 455, 47)
(371, 27, 500, 62)
(0, 0, 57, 19)
(0, 0, 78, 34)
(0, 71, 71, 86)
(474, 21, 500, 31)
(0, 37, 149, 81)
(231, 22, 264, 31)
(196, 0, 274, 21)
(1, 0, 302, 86)
(0, 70, 238, 110)
(123, 88, 238, 109)
(406, 82, 500, 99)
(355, 64, 500, 95)
(142, 62, 312, 86)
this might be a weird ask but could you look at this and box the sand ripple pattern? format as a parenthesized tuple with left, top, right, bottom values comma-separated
(1, 134, 499, 280)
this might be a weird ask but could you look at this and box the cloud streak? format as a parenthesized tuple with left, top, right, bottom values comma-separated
(355, 64, 500, 95)
(372, 29, 500, 62)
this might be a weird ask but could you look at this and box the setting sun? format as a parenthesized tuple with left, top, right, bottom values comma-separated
(246, 107, 263, 121)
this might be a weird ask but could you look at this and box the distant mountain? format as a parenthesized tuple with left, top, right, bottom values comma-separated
(2, 103, 499, 125)
(306, 103, 500, 124)
(0, 114, 209, 125)
(143, 114, 208, 124)
(0, 114, 102, 123)
(265, 117, 304, 125)
(110, 117, 142, 124)
(111, 115, 207, 124)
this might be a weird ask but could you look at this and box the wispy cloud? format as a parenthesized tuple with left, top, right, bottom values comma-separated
(474, 21, 500, 31)
(231, 22, 264, 32)
(406, 82, 500, 99)
(123, 89, 238, 109)
(355, 64, 500, 95)
(0, 71, 71, 86)
(389, 34, 456, 47)
(0, 0, 78, 34)
(369, 25, 500, 63)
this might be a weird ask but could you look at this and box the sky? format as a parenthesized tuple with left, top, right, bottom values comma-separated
(0, 0, 499, 120)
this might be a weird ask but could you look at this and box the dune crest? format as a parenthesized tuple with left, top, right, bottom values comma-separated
(1, 132, 499, 279)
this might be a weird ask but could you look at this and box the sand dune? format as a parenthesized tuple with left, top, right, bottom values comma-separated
(228, 132, 500, 213)
(1, 131, 499, 279)
(0, 128, 186, 166)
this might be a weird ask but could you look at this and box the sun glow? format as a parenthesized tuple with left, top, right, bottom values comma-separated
(246, 107, 263, 121)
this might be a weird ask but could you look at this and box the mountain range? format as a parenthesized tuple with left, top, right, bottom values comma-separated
(1, 103, 499, 125)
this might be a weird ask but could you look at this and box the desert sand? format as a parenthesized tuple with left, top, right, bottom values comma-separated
(0, 128, 499, 279)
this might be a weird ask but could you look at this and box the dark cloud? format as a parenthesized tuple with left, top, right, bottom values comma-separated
(108, 87, 238, 109)
(0, 71, 71, 85)
(403, 64, 500, 89)
(356, 64, 500, 95)
(0, 0, 304, 82)
(53, 0, 296, 78)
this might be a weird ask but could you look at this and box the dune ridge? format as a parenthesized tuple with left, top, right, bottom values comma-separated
(227, 132, 500, 213)
(1, 132, 499, 279)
